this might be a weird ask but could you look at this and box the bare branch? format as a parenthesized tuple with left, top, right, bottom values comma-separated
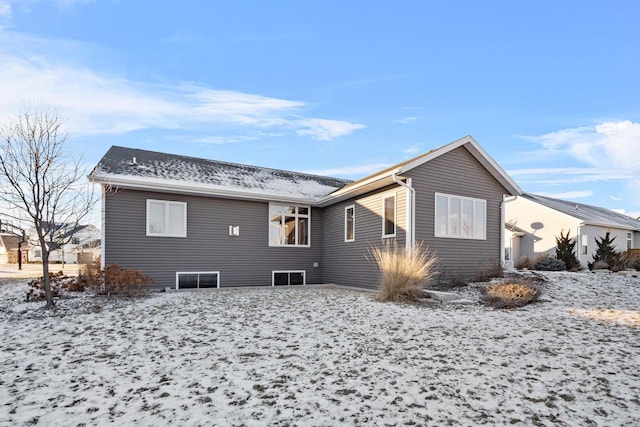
(0, 104, 98, 309)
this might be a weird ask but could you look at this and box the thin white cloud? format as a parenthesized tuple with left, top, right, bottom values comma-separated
(611, 209, 640, 219)
(0, 1, 10, 17)
(523, 121, 640, 212)
(536, 190, 593, 199)
(396, 116, 418, 124)
(402, 145, 421, 154)
(0, 31, 365, 141)
(526, 121, 640, 170)
(507, 167, 633, 184)
(295, 119, 365, 141)
(305, 163, 393, 177)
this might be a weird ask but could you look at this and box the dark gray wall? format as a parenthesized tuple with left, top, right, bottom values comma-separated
(103, 189, 324, 289)
(322, 186, 407, 289)
(407, 146, 508, 283)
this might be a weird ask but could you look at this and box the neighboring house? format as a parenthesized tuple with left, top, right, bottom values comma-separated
(0, 234, 27, 264)
(28, 223, 101, 264)
(504, 194, 640, 267)
(0, 219, 27, 264)
(89, 136, 521, 290)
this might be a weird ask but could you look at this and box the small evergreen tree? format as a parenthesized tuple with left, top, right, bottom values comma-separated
(588, 232, 620, 270)
(555, 230, 580, 270)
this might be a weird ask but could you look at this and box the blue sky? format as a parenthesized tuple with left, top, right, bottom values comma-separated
(1, 0, 639, 217)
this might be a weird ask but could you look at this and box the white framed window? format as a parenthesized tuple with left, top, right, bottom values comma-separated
(345, 205, 355, 242)
(272, 270, 306, 286)
(269, 204, 310, 247)
(435, 193, 486, 239)
(71, 237, 80, 245)
(176, 271, 219, 289)
(147, 199, 187, 237)
(582, 234, 588, 255)
(382, 194, 396, 238)
(627, 232, 632, 250)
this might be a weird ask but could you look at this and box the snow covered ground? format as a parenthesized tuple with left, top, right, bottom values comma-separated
(1, 271, 639, 426)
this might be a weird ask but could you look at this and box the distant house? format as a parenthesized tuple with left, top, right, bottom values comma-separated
(27, 223, 101, 264)
(0, 234, 27, 264)
(89, 136, 521, 290)
(504, 194, 640, 267)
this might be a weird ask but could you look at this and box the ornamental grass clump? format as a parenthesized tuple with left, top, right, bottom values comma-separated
(483, 281, 540, 309)
(370, 241, 438, 302)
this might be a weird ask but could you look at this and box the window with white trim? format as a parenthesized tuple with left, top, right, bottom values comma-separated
(176, 271, 219, 289)
(435, 193, 486, 239)
(627, 232, 633, 250)
(272, 270, 305, 286)
(269, 204, 310, 246)
(382, 194, 396, 237)
(147, 200, 187, 237)
(582, 234, 588, 255)
(345, 205, 355, 242)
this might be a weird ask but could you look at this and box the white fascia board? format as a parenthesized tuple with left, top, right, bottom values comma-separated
(398, 135, 522, 196)
(316, 171, 400, 207)
(90, 173, 318, 205)
(578, 221, 640, 232)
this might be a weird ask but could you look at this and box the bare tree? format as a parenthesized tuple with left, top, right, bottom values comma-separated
(0, 105, 96, 309)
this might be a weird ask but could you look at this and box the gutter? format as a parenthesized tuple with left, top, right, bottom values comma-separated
(392, 173, 415, 255)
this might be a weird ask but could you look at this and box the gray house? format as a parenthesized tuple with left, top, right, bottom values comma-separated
(89, 136, 521, 290)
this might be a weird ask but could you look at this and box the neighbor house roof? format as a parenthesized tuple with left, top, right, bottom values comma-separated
(89, 136, 521, 205)
(523, 193, 640, 231)
(90, 146, 352, 204)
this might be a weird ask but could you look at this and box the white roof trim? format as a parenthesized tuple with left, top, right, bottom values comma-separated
(90, 173, 319, 204)
(90, 135, 521, 205)
(398, 135, 522, 195)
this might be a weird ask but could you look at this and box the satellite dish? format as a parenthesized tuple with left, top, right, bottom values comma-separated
(531, 222, 544, 231)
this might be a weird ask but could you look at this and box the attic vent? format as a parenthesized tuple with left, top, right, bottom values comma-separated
(131, 157, 138, 166)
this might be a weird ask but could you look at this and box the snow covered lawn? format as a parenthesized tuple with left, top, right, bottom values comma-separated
(1, 271, 639, 426)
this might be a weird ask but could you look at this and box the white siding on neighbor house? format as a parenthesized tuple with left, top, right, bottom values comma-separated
(504, 196, 582, 262)
(577, 225, 636, 266)
(505, 195, 639, 266)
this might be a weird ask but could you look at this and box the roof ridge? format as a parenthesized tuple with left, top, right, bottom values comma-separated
(107, 145, 352, 184)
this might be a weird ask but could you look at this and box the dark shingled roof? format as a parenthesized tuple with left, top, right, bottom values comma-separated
(524, 193, 640, 230)
(92, 146, 353, 200)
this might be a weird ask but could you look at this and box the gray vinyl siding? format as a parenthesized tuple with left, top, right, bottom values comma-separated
(103, 189, 324, 289)
(323, 186, 407, 289)
(406, 145, 509, 283)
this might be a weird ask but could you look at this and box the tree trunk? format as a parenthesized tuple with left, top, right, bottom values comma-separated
(40, 239, 55, 309)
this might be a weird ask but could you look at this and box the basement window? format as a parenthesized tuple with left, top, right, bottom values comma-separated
(272, 270, 305, 286)
(176, 272, 219, 289)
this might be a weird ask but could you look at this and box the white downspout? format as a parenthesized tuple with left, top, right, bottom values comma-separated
(101, 185, 106, 269)
(502, 195, 518, 267)
(392, 173, 415, 255)
(500, 195, 506, 266)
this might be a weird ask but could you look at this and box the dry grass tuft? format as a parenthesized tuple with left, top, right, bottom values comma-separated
(483, 281, 540, 309)
(370, 241, 438, 302)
